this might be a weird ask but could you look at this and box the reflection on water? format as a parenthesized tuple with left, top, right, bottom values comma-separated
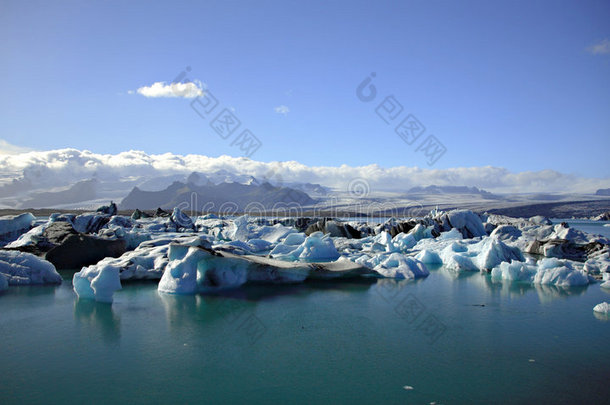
(436, 267, 479, 281)
(74, 298, 121, 343)
(2, 264, 610, 405)
(159, 279, 377, 349)
(159, 279, 376, 327)
(7, 284, 59, 298)
(480, 274, 588, 303)
(593, 311, 610, 322)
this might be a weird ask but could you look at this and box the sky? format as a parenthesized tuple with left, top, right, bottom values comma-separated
(1, 0, 609, 182)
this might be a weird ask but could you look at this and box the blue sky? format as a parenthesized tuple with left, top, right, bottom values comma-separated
(1, 0, 609, 178)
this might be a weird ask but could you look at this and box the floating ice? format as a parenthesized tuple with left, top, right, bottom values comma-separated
(408, 223, 434, 241)
(4, 224, 46, 248)
(437, 210, 487, 238)
(226, 215, 251, 241)
(158, 244, 372, 294)
(373, 253, 429, 279)
(593, 302, 610, 314)
(170, 207, 195, 230)
(491, 258, 591, 287)
(491, 261, 537, 282)
(73, 264, 122, 303)
(472, 237, 524, 270)
(489, 225, 522, 241)
(71, 213, 109, 234)
(532, 258, 590, 287)
(282, 232, 306, 246)
(0, 250, 62, 286)
(0, 213, 36, 243)
(437, 228, 463, 241)
(415, 249, 442, 265)
(392, 233, 417, 251)
(271, 232, 340, 262)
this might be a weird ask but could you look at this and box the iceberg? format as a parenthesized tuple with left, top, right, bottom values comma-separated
(373, 253, 429, 279)
(73, 264, 122, 303)
(0, 250, 62, 286)
(532, 258, 590, 287)
(392, 233, 417, 251)
(489, 225, 522, 241)
(491, 261, 538, 282)
(593, 302, 610, 314)
(472, 237, 524, 271)
(0, 213, 36, 243)
(170, 207, 195, 230)
(226, 215, 251, 241)
(415, 249, 443, 265)
(271, 232, 340, 262)
(158, 244, 373, 294)
(282, 232, 306, 246)
(435, 210, 487, 238)
(437, 228, 464, 241)
(491, 258, 591, 287)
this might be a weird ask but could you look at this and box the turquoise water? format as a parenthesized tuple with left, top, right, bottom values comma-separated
(551, 218, 610, 239)
(1, 267, 609, 404)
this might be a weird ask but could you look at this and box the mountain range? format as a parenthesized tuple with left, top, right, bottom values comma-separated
(119, 179, 316, 212)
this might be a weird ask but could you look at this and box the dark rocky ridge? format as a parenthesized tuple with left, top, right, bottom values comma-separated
(119, 180, 316, 212)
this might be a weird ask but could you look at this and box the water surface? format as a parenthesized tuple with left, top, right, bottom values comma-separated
(1, 267, 609, 404)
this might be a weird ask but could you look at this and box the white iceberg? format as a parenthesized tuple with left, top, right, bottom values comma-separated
(73, 264, 122, 303)
(158, 244, 372, 294)
(593, 302, 610, 314)
(270, 232, 340, 262)
(532, 258, 590, 287)
(436, 210, 487, 238)
(170, 207, 194, 229)
(282, 232, 306, 245)
(392, 233, 417, 251)
(5, 224, 46, 248)
(0, 213, 36, 242)
(437, 228, 463, 241)
(472, 237, 524, 271)
(0, 250, 62, 286)
(373, 253, 429, 279)
(491, 258, 591, 287)
(490, 261, 537, 282)
(415, 249, 443, 265)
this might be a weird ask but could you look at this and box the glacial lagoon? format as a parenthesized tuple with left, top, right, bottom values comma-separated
(1, 262, 609, 404)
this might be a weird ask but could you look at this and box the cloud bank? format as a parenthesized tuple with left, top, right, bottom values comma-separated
(0, 148, 608, 196)
(131, 81, 204, 98)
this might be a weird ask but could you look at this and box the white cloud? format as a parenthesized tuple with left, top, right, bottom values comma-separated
(274, 105, 290, 115)
(0, 139, 33, 155)
(586, 39, 610, 55)
(133, 81, 204, 98)
(0, 148, 608, 196)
